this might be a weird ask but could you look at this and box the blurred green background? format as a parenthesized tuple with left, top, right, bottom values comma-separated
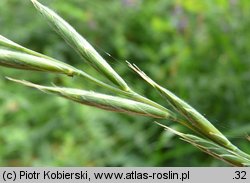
(0, 0, 250, 166)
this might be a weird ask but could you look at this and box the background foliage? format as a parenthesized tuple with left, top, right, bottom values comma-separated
(0, 0, 250, 166)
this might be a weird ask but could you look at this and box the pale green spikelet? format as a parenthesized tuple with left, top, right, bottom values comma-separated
(30, 0, 130, 91)
(0, 35, 25, 51)
(8, 78, 171, 119)
(0, 49, 78, 76)
(0, 35, 129, 92)
(128, 62, 237, 150)
(0, 34, 53, 59)
(156, 122, 250, 167)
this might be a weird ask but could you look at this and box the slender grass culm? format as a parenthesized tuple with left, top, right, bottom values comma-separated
(0, 0, 249, 166)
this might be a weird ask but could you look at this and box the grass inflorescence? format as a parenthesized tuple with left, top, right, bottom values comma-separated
(0, 0, 249, 166)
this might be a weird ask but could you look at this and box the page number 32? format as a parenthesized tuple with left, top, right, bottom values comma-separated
(234, 171, 246, 179)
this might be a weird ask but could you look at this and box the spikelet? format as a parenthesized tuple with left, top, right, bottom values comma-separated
(8, 78, 171, 119)
(0, 49, 77, 76)
(156, 122, 250, 167)
(0, 34, 53, 59)
(30, 0, 130, 91)
(128, 62, 237, 151)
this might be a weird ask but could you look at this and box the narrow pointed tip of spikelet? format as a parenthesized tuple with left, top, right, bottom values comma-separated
(30, 0, 41, 10)
(6, 77, 37, 88)
(154, 121, 184, 137)
(6, 77, 22, 83)
(6, 77, 51, 94)
(127, 61, 156, 87)
(6, 77, 45, 91)
(30, 0, 37, 5)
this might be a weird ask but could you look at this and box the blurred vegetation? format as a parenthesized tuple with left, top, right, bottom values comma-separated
(0, 0, 250, 166)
